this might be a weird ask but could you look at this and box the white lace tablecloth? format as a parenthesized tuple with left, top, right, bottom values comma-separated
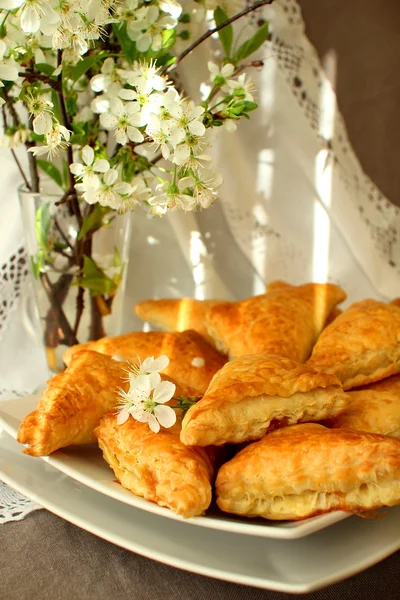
(1, 0, 400, 523)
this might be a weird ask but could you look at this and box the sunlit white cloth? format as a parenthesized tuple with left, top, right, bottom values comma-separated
(1, 0, 400, 522)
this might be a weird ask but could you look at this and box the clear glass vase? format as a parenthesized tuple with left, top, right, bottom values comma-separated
(19, 185, 132, 373)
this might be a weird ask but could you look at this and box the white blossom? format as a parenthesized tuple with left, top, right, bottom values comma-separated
(100, 97, 144, 144)
(127, 5, 176, 52)
(28, 124, 70, 158)
(70, 145, 110, 187)
(208, 61, 235, 90)
(0, 40, 19, 81)
(83, 168, 132, 210)
(116, 355, 177, 432)
(226, 73, 256, 102)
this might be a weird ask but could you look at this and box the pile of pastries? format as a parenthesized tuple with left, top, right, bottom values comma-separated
(17, 281, 400, 521)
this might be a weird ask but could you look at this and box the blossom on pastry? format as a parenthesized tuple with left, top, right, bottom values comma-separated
(116, 355, 176, 433)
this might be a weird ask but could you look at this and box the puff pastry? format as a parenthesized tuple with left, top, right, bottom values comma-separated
(216, 423, 400, 520)
(17, 351, 128, 456)
(180, 354, 349, 446)
(329, 374, 400, 438)
(205, 282, 346, 361)
(94, 413, 215, 518)
(134, 298, 227, 346)
(63, 330, 226, 397)
(307, 299, 400, 390)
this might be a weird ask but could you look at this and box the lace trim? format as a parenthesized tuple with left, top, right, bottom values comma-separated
(0, 481, 42, 523)
(0, 246, 29, 342)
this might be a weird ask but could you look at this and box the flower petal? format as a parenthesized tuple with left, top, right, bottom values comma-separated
(100, 112, 118, 129)
(151, 355, 170, 372)
(82, 145, 94, 166)
(153, 380, 176, 404)
(117, 410, 130, 425)
(188, 120, 205, 136)
(136, 33, 152, 52)
(104, 168, 118, 185)
(0, 63, 19, 81)
(148, 414, 160, 433)
(93, 159, 110, 173)
(154, 404, 176, 428)
(127, 126, 144, 143)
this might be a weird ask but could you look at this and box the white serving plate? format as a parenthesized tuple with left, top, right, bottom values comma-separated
(1, 425, 400, 594)
(0, 395, 348, 539)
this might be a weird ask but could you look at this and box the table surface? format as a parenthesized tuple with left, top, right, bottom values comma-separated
(1, 510, 399, 600)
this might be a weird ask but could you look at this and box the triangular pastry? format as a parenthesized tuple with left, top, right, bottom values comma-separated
(63, 330, 227, 397)
(134, 298, 227, 346)
(17, 351, 128, 456)
(307, 299, 400, 390)
(205, 282, 346, 361)
(94, 414, 215, 518)
(216, 423, 400, 520)
(180, 354, 349, 446)
(329, 374, 400, 438)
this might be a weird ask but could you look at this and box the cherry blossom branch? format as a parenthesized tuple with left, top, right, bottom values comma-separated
(164, 0, 274, 73)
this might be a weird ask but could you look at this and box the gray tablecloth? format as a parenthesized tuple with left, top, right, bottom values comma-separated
(1, 510, 399, 600)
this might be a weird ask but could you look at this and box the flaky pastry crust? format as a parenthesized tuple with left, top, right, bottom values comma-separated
(94, 413, 215, 518)
(180, 354, 349, 446)
(329, 374, 400, 437)
(216, 423, 400, 520)
(307, 299, 400, 390)
(134, 298, 227, 346)
(17, 351, 128, 456)
(63, 329, 226, 397)
(205, 282, 346, 361)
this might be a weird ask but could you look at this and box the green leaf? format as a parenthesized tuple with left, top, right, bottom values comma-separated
(234, 22, 269, 61)
(70, 52, 106, 83)
(161, 28, 176, 51)
(51, 89, 62, 123)
(113, 246, 122, 267)
(35, 202, 51, 252)
(78, 205, 112, 239)
(66, 94, 78, 117)
(35, 63, 55, 77)
(30, 131, 45, 143)
(214, 7, 233, 58)
(30, 254, 43, 279)
(36, 160, 63, 189)
(112, 23, 137, 62)
(75, 255, 117, 296)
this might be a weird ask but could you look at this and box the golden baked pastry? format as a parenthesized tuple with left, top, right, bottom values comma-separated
(307, 299, 400, 390)
(63, 330, 226, 397)
(205, 282, 346, 361)
(180, 354, 349, 446)
(134, 298, 227, 346)
(94, 413, 215, 518)
(329, 374, 400, 437)
(216, 423, 400, 520)
(17, 351, 128, 456)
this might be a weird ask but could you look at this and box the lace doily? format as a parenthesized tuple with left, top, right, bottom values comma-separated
(1, 0, 399, 522)
(0, 481, 42, 523)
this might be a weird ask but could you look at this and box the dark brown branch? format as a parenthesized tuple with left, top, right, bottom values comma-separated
(54, 217, 74, 250)
(40, 272, 79, 346)
(26, 115, 40, 192)
(163, 1, 274, 73)
(19, 71, 60, 91)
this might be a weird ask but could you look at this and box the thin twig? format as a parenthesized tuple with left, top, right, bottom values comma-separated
(26, 115, 40, 192)
(11, 149, 31, 190)
(2, 105, 32, 189)
(19, 71, 60, 91)
(163, 0, 274, 73)
(54, 217, 74, 250)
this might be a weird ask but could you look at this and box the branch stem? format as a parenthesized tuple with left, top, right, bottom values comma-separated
(164, 0, 274, 73)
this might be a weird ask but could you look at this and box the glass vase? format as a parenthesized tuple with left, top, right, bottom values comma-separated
(19, 185, 132, 373)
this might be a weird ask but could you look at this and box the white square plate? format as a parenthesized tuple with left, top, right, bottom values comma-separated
(1, 425, 400, 594)
(0, 395, 348, 539)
